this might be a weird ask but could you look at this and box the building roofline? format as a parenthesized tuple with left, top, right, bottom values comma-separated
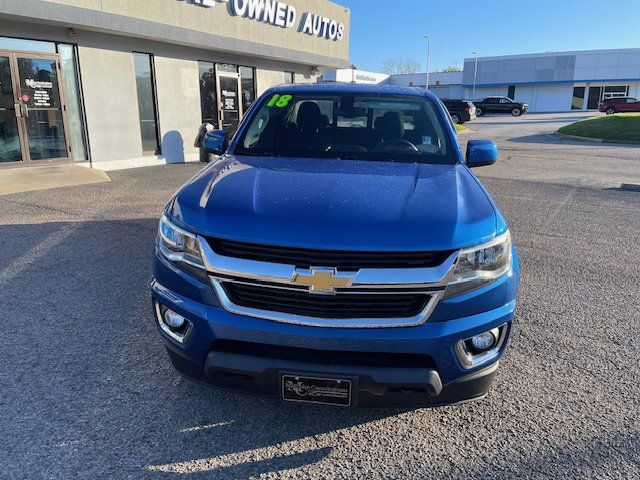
(463, 77, 640, 88)
(0, 0, 351, 69)
(463, 47, 640, 63)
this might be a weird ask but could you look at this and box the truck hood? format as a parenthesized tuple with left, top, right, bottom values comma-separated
(170, 155, 497, 251)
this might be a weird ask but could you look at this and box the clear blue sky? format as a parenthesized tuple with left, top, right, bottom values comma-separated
(339, 0, 640, 72)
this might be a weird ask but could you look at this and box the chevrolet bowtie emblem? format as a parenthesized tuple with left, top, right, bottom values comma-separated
(291, 267, 356, 294)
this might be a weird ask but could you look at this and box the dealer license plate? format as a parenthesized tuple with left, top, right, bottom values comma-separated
(281, 374, 352, 406)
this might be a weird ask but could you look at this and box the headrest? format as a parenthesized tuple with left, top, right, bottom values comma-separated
(296, 102, 322, 133)
(377, 111, 404, 141)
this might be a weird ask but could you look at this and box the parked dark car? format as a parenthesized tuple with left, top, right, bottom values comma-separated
(599, 97, 640, 114)
(474, 97, 528, 117)
(442, 99, 476, 124)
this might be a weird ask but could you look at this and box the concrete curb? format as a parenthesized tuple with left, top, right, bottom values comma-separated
(554, 131, 640, 145)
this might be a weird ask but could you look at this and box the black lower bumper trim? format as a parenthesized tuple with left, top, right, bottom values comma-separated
(166, 347, 498, 407)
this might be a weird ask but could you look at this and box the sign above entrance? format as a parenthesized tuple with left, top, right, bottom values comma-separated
(178, 0, 346, 41)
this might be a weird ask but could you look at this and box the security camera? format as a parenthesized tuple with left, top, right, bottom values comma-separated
(67, 28, 77, 38)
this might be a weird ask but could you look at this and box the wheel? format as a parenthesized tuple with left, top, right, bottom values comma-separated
(606, 107, 616, 115)
(451, 113, 461, 124)
(476, 107, 484, 116)
(511, 107, 522, 116)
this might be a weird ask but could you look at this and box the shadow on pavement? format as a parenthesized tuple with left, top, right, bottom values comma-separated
(507, 132, 640, 147)
(0, 218, 398, 479)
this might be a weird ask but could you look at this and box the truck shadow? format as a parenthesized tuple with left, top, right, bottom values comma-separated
(0, 218, 402, 479)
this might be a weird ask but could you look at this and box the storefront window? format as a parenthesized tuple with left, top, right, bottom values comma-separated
(198, 61, 217, 125)
(58, 44, 88, 161)
(133, 52, 160, 154)
(603, 85, 629, 99)
(571, 87, 585, 110)
(239, 66, 256, 112)
(0, 36, 56, 54)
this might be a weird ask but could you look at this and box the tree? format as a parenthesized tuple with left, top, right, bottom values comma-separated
(381, 57, 422, 74)
(440, 65, 462, 72)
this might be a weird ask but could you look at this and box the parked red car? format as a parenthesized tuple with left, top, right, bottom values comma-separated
(599, 97, 640, 114)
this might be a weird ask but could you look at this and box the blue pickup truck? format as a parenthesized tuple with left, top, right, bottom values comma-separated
(151, 84, 519, 407)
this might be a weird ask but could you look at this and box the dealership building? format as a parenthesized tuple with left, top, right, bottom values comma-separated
(329, 48, 640, 113)
(0, 0, 350, 170)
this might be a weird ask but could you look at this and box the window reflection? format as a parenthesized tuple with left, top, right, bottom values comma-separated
(133, 52, 160, 154)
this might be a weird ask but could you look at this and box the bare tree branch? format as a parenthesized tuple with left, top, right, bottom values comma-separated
(381, 57, 423, 74)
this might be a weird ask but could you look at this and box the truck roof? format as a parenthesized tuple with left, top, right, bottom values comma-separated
(270, 82, 435, 99)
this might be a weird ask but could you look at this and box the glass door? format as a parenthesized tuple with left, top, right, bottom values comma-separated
(0, 51, 71, 166)
(14, 53, 70, 162)
(0, 55, 22, 163)
(587, 86, 603, 110)
(216, 71, 243, 135)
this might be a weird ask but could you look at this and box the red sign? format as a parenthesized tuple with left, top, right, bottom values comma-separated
(21, 94, 30, 102)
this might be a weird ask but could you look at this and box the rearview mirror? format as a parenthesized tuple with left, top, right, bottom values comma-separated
(203, 130, 229, 156)
(466, 140, 498, 168)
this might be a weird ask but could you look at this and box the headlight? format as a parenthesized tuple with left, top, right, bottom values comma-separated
(444, 231, 512, 298)
(158, 215, 208, 281)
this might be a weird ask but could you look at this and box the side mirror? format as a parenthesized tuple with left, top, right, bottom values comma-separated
(466, 139, 498, 168)
(203, 129, 229, 156)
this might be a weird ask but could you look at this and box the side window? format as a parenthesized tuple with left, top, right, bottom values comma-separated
(486, 98, 498, 104)
(626, 98, 638, 104)
(243, 108, 271, 147)
(499, 98, 510, 104)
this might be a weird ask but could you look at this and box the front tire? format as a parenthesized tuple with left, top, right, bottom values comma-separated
(476, 107, 484, 116)
(511, 107, 522, 116)
(606, 107, 616, 115)
(451, 113, 461, 124)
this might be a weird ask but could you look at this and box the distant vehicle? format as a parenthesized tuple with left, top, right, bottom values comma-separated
(599, 97, 640, 115)
(442, 99, 476, 124)
(474, 97, 528, 117)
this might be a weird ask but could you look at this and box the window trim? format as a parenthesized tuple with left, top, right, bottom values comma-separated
(133, 51, 161, 156)
(57, 42, 91, 162)
(239, 65, 257, 113)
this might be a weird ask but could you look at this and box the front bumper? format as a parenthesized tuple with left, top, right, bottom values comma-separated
(151, 248, 519, 407)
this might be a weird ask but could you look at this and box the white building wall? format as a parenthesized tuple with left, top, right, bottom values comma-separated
(529, 84, 574, 112)
(155, 56, 202, 164)
(429, 85, 464, 99)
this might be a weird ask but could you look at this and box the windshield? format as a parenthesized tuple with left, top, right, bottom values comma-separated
(234, 92, 455, 164)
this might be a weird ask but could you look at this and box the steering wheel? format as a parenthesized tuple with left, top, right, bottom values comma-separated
(373, 139, 419, 153)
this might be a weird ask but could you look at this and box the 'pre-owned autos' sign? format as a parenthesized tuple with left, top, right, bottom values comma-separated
(179, 0, 346, 40)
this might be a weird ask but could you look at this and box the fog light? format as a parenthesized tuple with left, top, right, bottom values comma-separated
(455, 324, 508, 369)
(155, 303, 193, 344)
(470, 328, 499, 352)
(164, 309, 186, 329)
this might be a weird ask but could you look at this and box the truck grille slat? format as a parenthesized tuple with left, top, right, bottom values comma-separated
(208, 238, 453, 270)
(223, 283, 430, 319)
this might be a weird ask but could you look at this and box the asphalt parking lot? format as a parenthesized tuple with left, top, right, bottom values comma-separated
(1, 113, 639, 479)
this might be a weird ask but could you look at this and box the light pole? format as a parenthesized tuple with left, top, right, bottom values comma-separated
(472, 51, 478, 99)
(424, 35, 431, 90)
